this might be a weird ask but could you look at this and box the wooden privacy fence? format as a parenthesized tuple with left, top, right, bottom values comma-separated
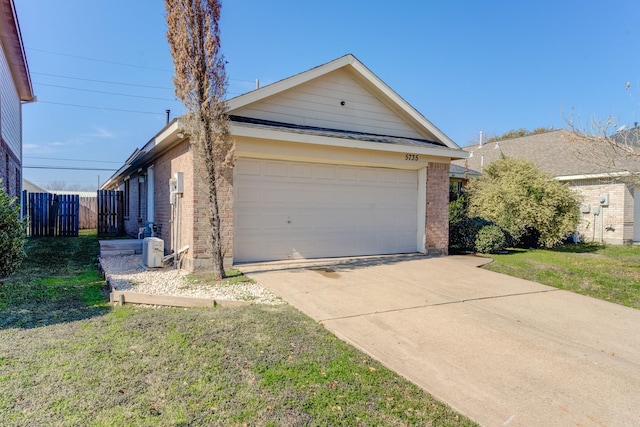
(97, 190, 125, 237)
(79, 196, 98, 229)
(24, 192, 80, 237)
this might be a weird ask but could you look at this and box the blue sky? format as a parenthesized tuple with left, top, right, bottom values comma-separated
(16, 0, 640, 189)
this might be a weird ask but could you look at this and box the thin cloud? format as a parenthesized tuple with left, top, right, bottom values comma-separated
(84, 127, 116, 139)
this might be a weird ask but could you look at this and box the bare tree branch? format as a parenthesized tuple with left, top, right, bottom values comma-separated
(166, 0, 233, 278)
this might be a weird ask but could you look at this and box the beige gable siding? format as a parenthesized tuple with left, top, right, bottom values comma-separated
(232, 68, 426, 140)
(0, 47, 21, 159)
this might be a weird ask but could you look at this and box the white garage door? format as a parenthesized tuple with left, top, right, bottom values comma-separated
(234, 158, 419, 263)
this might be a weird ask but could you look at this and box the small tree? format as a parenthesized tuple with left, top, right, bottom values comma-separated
(0, 180, 26, 280)
(166, 0, 233, 279)
(467, 157, 581, 248)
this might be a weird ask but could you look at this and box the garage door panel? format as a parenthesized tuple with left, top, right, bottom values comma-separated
(236, 158, 262, 176)
(234, 159, 418, 263)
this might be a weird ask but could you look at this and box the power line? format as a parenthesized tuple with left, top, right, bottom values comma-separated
(37, 101, 169, 115)
(27, 47, 173, 73)
(32, 72, 175, 90)
(24, 156, 122, 164)
(24, 165, 117, 171)
(35, 82, 177, 101)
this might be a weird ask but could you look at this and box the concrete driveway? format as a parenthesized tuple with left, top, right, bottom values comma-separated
(239, 255, 640, 426)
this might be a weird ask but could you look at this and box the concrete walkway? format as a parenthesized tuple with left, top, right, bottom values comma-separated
(239, 255, 640, 426)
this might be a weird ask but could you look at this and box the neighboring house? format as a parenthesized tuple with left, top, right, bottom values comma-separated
(452, 128, 640, 244)
(103, 54, 465, 270)
(0, 0, 35, 198)
(22, 178, 47, 193)
(449, 163, 480, 193)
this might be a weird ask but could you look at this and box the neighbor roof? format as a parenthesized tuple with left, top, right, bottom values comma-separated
(0, 0, 34, 101)
(453, 129, 640, 179)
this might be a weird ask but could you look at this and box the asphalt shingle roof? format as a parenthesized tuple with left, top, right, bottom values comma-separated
(452, 129, 640, 178)
(229, 115, 447, 150)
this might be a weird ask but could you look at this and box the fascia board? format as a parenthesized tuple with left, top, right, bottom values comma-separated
(555, 171, 633, 181)
(102, 120, 183, 189)
(348, 61, 459, 150)
(0, 0, 34, 100)
(231, 124, 466, 160)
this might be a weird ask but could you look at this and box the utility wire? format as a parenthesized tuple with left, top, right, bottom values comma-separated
(24, 165, 117, 171)
(27, 47, 173, 73)
(37, 101, 169, 115)
(24, 156, 122, 164)
(35, 82, 178, 101)
(32, 72, 175, 90)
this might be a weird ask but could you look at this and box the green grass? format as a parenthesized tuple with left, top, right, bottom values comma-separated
(0, 231, 475, 426)
(483, 243, 640, 309)
(186, 268, 257, 286)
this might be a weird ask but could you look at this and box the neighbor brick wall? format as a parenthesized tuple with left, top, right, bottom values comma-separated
(425, 162, 450, 255)
(569, 180, 634, 244)
(153, 140, 194, 263)
(0, 138, 21, 199)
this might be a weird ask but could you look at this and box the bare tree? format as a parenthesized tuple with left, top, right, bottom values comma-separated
(45, 181, 97, 192)
(565, 108, 640, 179)
(166, 0, 233, 279)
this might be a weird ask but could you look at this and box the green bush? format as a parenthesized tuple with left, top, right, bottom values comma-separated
(468, 157, 581, 248)
(0, 181, 26, 280)
(449, 216, 492, 253)
(475, 225, 507, 254)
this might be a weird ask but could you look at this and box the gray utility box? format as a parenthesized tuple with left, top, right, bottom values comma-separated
(142, 237, 164, 268)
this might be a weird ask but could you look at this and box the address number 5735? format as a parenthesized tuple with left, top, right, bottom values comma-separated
(404, 154, 419, 161)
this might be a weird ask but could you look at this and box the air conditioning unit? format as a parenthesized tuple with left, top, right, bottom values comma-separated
(143, 237, 164, 268)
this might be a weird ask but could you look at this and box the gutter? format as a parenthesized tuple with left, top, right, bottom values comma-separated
(101, 118, 184, 189)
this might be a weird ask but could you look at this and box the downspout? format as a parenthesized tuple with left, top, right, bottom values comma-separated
(147, 166, 154, 224)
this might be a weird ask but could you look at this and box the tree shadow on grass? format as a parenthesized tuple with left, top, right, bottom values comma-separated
(0, 234, 111, 330)
(550, 243, 603, 254)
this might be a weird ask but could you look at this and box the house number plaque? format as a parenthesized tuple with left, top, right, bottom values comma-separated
(404, 154, 419, 161)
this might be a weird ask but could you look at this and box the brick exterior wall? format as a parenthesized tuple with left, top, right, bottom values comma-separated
(191, 153, 234, 271)
(153, 141, 195, 266)
(570, 180, 634, 244)
(425, 162, 450, 255)
(0, 138, 21, 199)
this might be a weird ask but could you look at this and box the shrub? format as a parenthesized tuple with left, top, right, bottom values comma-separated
(0, 181, 26, 280)
(468, 157, 581, 248)
(475, 225, 507, 254)
(449, 216, 492, 253)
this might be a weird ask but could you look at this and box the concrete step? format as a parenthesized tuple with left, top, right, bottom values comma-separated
(99, 239, 143, 254)
(101, 249, 136, 257)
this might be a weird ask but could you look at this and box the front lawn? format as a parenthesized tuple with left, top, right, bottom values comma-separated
(0, 231, 475, 426)
(483, 243, 640, 309)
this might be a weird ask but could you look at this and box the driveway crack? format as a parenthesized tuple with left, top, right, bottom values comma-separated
(319, 289, 559, 322)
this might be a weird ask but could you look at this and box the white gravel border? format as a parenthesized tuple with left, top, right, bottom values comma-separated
(99, 255, 283, 305)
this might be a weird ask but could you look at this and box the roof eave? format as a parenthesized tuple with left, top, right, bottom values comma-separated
(555, 171, 634, 181)
(231, 123, 465, 160)
(0, 0, 34, 101)
(101, 119, 184, 189)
